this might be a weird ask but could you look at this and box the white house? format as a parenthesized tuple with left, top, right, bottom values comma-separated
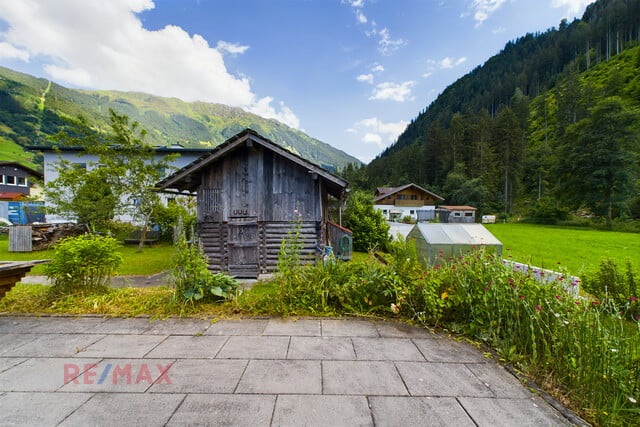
(28, 145, 211, 223)
(374, 183, 444, 222)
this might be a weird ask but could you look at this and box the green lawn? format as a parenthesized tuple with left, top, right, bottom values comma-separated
(485, 223, 640, 276)
(0, 235, 174, 276)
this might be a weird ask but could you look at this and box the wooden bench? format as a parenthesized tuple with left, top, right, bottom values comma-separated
(0, 260, 50, 299)
(123, 230, 161, 245)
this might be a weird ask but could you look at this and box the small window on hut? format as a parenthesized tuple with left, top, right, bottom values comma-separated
(464, 212, 473, 217)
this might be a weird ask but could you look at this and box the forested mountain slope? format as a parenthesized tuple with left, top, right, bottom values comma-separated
(360, 0, 640, 221)
(0, 66, 360, 171)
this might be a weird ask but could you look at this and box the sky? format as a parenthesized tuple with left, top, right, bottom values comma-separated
(0, 0, 595, 163)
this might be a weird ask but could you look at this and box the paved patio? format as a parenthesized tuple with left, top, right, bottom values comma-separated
(0, 316, 578, 426)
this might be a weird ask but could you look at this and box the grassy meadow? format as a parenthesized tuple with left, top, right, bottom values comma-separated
(485, 223, 640, 276)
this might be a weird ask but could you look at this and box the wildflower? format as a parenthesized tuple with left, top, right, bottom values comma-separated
(592, 301, 601, 305)
(610, 348, 618, 353)
(417, 285, 423, 291)
(628, 397, 637, 404)
(575, 301, 581, 305)
(535, 305, 542, 312)
(441, 292, 448, 300)
(630, 297, 638, 302)
(508, 278, 514, 284)
(390, 303, 400, 314)
(484, 286, 489, 291)
(555, 295, 562, 300)
(519, 295, 525, 301)
(635, 315, 640, 320)
(434, 264, 440, 270)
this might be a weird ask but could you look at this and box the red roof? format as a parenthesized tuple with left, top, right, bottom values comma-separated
(0, 192, 26, 201)
(440, 205, 477, 211)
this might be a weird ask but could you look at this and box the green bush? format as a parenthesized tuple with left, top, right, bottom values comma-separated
(342, 190, 390, 251)
(170, 234, 238, 303)
(583, 257, 639, 319)
(45, 234, 122, 295)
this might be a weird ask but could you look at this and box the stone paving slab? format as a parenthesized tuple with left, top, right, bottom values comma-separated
(59, 358, 175, 393)
(287, 336, 356, 360)
(0, 357, 101, 392)
(144, 335, 228, 359)
(0, 357, 25, 374)
(369, 396, 476, 427)
(166, 394, 275, 427)
(25, 317, 107, 334)
(77, 334, 166, 358)
(143, 317, 211, 335)
(413, 337, 489, 363)
(236, 360, 322, 394)
(58, 392, 185, 427)
(457, 396, 572, 426)
(322, 361, 409, 395)
(0, 392, 93, 426)
(0, 333, 41, 356)
(89, 317, 155, 334)
(148, 359, 247, 394)
(263, 318, 321, 336)
(204, 318, 268, 335)
(396, 361, 495, 397)
(3, 333, 104, 357)
(320, 319, 379, 337)
(352, 337, 425, 361)
(272, 394, 372, 427)
(0, 316, 580, 426)
(216, 335, 290, 359)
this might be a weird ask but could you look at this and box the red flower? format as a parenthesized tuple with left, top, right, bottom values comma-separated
(519, 295, 525, 301)
(535, 305, 542, 312)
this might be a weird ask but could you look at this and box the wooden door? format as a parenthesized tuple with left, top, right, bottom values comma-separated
(227, 218, 259, 278)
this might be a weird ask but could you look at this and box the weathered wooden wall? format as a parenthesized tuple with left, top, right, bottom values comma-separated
(197, 145, 325, 277)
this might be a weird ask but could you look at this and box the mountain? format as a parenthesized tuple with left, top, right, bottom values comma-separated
(0, 66, 360, 171)
(358, 0, 640, 221)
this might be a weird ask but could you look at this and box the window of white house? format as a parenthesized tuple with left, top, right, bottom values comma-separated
(464, 212, 473, 217)
(410, 210, 415, 215)
(453, 212, 461, 216)
(0, 175, 4, 184)
(6, 175, 15, 185)
(17, 177, 27, 186)
(382, 210, 388, 215)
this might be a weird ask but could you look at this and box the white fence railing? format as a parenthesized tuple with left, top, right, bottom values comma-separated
(502, 259, 580, 298)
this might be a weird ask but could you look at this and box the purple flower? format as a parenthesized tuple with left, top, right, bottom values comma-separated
(535, 305, 542, 312)
(630, 297, 638, 302)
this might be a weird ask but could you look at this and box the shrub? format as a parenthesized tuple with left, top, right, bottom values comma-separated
(342, 190, 390, 251)
(45, 234, 122, 295)
(170, 233, 239, 303)
(583, 257, 639, 319)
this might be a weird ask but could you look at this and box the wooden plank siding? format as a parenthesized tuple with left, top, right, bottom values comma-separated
(196, 144, 324, 277)
(157, 129, 348, 279)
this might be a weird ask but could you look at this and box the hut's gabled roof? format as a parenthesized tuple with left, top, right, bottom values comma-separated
(374, 183, 443, 203)
(156, 129, 348, 198)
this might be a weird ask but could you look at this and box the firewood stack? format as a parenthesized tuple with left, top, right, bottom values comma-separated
(31, 223, 88, 251)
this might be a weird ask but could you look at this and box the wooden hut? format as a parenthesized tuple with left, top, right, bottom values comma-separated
(156, 129, 349, 278)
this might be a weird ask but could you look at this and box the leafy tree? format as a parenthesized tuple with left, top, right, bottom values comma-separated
(342, 190, 389, 252)
(44, 109, 176, 249)
(558, 96, 639, 223)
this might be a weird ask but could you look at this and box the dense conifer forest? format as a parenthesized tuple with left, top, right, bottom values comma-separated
(345, 0, 640, 223)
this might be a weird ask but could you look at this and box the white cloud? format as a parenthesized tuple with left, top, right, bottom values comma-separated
(0, 0, 299, 128)
(216, 40, 249, 55)
(352, 117, 409, 148)
(356, 73, 374, 84)
(355, 10, 367, 24)
(0, 41, 30, 61)
(377, 27, 406, 56)
(369, 81, 415, 102)
(551, 0, 593, 16)
(470, 0, 507, 26)
(362, 133, 382, 146)
(439, 56, 467, 69)
(371, 64, 384, 73)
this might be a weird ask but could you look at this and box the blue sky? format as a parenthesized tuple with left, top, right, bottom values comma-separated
(0, 0, 594, 163)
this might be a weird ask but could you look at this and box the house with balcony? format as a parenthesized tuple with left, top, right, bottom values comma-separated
(374, 184, 444, 222)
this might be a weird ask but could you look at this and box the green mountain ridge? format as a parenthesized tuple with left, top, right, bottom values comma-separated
(0, 66, 360, 171)
(355, 0, 640, 221)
